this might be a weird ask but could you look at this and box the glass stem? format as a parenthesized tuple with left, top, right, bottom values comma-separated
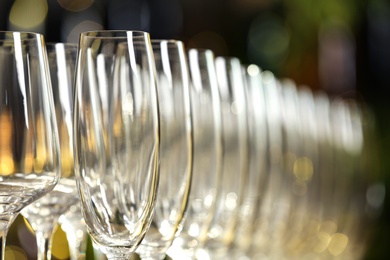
(67, 230, 87, 260)
(0, 229, 6, 260)
(0, 214, 17, 260)
(35, 227, 55, 260)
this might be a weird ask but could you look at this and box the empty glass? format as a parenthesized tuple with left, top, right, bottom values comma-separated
(0, 31, 60, 260)
(245, 77, 386, 259)
(200, 56, 249, 259)
(246, 71, 287, 259)
(136, 40, 193, 260)
(229, 64, 269, 258)
(73, 30, 159, 260)
(21, 42, 79, 260)
(168, 49, 222, 260)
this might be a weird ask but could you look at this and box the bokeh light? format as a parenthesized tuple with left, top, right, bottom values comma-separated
(0, 111, 14, 175)
(328, 233, 349, 256)
(58, 0, 94, 12)
(61, 9, 104, 43)
(247, 64, 261, 76)
(65, 20, 104, 43)
(4, 246, 28, 260)
(9, 0, 48, 32)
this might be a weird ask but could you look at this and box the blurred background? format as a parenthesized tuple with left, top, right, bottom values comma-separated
(1, 0, 389, 259)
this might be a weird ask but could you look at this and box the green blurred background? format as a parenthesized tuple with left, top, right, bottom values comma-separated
(1, 0, 390, 259)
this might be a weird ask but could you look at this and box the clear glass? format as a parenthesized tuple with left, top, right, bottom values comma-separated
(21, 42, 78, 260)
(167, 49, 222, 260)
(228, 64, 269, 258)
(136, 40, 193, 260)
(0, 31, 60, 260)
(246, 71, 286, 259)
(200, 56, 248, 259)
(73, 30, 159, 260)
(244, 77, 386, 259)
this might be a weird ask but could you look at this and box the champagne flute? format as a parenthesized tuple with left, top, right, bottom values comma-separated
(245, 81, 385, 259)
(200, 56, 249, 259)
(276, 89, 385, 259)
(73, 30, 159, 260)
(246, 71, 286, 259)
(135, 39, 193, 260)
(312, 98, 385, 260)
(167, 49, 223, 260)
(229, 64, 269, 258)
(48, 43, 88, 260)
(21, 42, 79, 260)
(0, 31, 60, 260)
(45, 42, 88, 260)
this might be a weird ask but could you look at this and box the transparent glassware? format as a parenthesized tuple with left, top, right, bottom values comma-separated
(0, 31, 60, 260)
(228, 64, 269, 258)
(167, 49, 222, 260)
(199, 56, 249, 259)
(246, 71, 287, 259)
(73, 30, 159, 260)
(274, 88, 386, 260)
(245, 77, 386, 259)
(276, 82, 318, 259)
(21, 42, 79, 260)
(135, 40, 193, 260)
(307, 97, 385, 260)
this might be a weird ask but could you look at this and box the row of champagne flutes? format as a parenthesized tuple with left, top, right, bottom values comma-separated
(224, 74, 385, 260)
(0, 30, 385, 260)
(0, 30, 198, 260)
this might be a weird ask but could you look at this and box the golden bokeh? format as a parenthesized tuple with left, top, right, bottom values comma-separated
(58, 0, 94, 12)
(4, 246, 28, 260)
(293, 156, 314, 182)
(0, 111, 14, 175)
(34, 114, 48, 173)
(313, 231, 331, 253)
(328, 233, 349, 256)
(9, 0, 48, 29)
(59, 122, 74, 178)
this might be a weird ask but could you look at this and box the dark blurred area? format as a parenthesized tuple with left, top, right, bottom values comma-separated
(1, 0, 390, 259)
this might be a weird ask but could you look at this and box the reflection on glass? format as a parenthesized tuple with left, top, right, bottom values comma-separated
(0, 31, 60, 260)
(74, 30, 159, 260)
(136, 40, 193, 260)
(168, 49, 222, 260)
(21, 42, 78, 260)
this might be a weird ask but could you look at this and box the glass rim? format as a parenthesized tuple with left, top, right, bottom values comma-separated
(0, 30, 44, 42)
(188, 48, 214, 56)
(80, 30, 150, 39)
(151, 39, 182, 44)
(151, 39, 184, 48)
